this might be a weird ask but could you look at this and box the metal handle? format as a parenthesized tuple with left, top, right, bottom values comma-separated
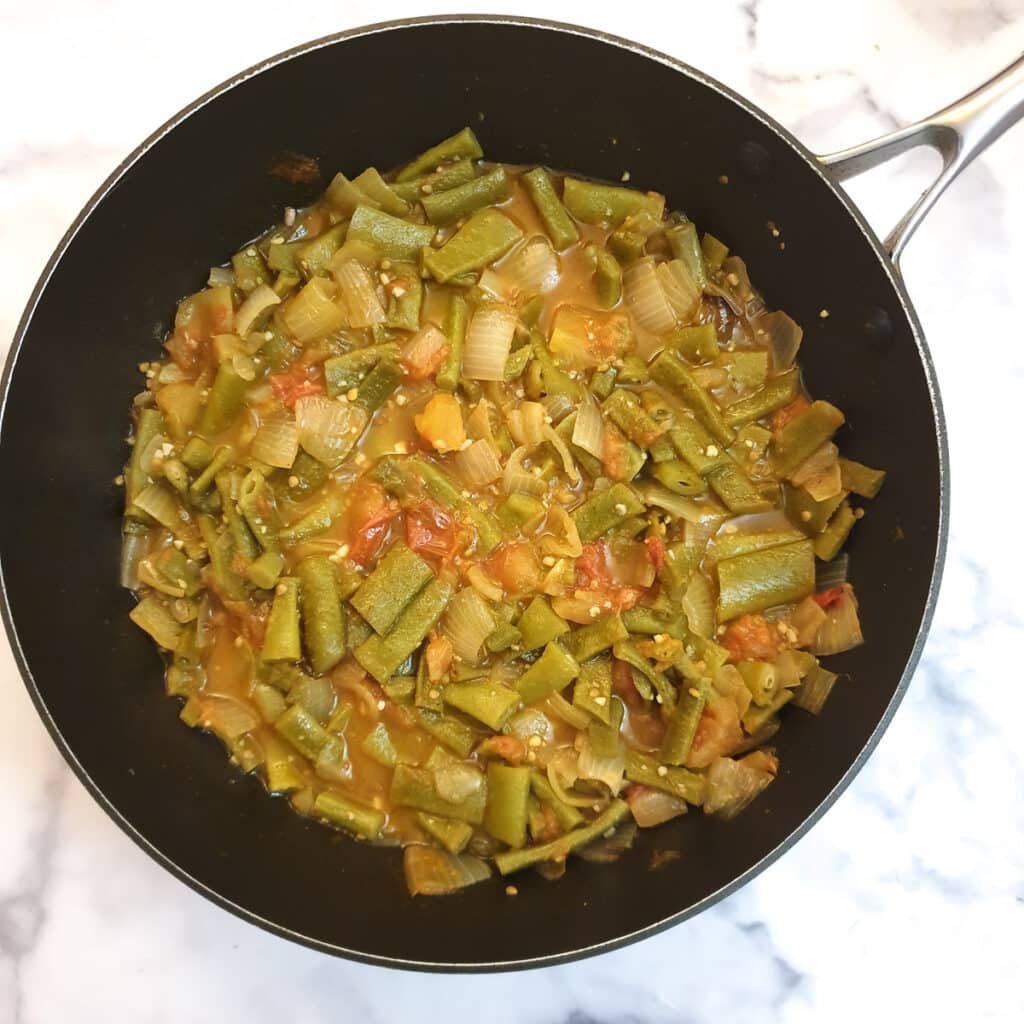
(818, 54, 1024, 269)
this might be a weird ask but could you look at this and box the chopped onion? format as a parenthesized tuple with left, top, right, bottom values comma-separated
(624, 257, 676, 334)
(465, 563, 505, 602)
(289, 675, 336, 724)
(119, 530, 148, 589)
(506, 401, 547, 446)
(545, 754, 597, 807)
(404, 846, 491, 897)
(572, 396, 605, 459)
(136, 430, 168, 478)
(133, 482, 185, 533)
(792, 664, 839, 714)
(156, 363, 187, 385)
(790, 595, 827, 645)
(712, 664, 752, 718)
(477, 268, 511, 301)
(656, 259, 700, 321)
(280, 277, 345, 343)
(129, 595, 182, 650)
(507, 707, 555, 745)
(758, 310, 803, 370)
(462, 305, 517, 380)
(538, 506, 582, 559)
(544, 424, 580, 484)
(504, 446, 547, 496)
(251, 418, 299, 469)
(294, 395, 368, 466)
(541, 392, 574, 425)
(500, 236, 560, 296)
(627, 786, 688, 827)
(431, 760, 485, 805)
(704, 752, 777, 819)
(682, 571, 716, 638)
(201, 695, 260, 740)
(466, 397, 498, 445)
(692, 366, 730, 390)
(235, 283, 281, 337)
(442, 588, 496, 664)
(333, 259, 385, 328)
(207, 265, 234, 288)
(576, 735, 625, 795)
(455, 438, 503, 487)
(402, 325, 449, 379)
(810, 584, 864, 655)
(816, 552, 849, 591)
(315, 740, 352, 782)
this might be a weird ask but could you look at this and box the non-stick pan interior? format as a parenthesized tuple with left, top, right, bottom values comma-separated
(0, 19, 943, 968)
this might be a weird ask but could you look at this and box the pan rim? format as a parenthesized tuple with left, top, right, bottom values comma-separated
(0, 13, 949, 973)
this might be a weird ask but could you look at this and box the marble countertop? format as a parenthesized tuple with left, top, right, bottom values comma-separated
(3, 1, 1023, 1021)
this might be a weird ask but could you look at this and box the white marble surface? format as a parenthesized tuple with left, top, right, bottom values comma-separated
(3, 1, 1024, 1020)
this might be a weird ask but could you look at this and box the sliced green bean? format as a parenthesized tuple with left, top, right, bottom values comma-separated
(436, 291, 467, 392)
(717, 539, 815, 621)
(516, 642, 581, 703)
(484, 764, 531, 848)
(516, 596, 569, 651)
(198, 363, 248, 437)
(650, 350, 735, 446)
(572, 483, 645, 542)
(562, 178, 664, 228)
(769, 400, 845, 478)
(262, 578, 301, 661)
(838, 457, 886, 499)
(814, 501, 856, 561)
(390, 763, 486, 824)
(423, 209, 523, 283)
(444, 681, 521, 731)
(421, 166, 510, 225)
(564, 614, 628, 663)
(350, 542, 433, 636)
(416, 812, 473, 854)
(296, 555, 346, 674)
(348, 205, 436, 261)
(660, 677, 709, 765)
(314, 791, 384, 840)
(395, 127, 483, 182)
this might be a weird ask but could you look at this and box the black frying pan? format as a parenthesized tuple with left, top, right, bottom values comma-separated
(1, 17, 1020, 971)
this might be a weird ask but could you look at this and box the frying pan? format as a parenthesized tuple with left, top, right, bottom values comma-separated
(2, 17, 1022, 971)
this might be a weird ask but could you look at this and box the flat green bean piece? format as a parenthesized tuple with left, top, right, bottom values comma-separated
(246, 550, 285, 590)
(602, 389, 666, 447)
(769, 400, 845, 478)
(624, 750, 706, 804)
(421, 166, 510, 225)
(436, 292, 467, 392)
(385, 262, 423, 331)
(180, 434, 213, 473)
(347, 205, 436, 261)
(838, 457, 886, 498)
(350, 542, 433, 636)
(361, 722, 400, 767)
(444, 681, 521, 731)
(737, 660, 778, 707)
(262, 578, 301, 661)
(650, 459, 707, 495)
(650, 350, 735, 446)
(516, 596, 569, 651)
(197, 515, 246, 600)
(279, 491, 344, 546)
(494, 799, 630, 875)
(395, 127, 483, 182)
(717, 539, 815, 621)
(238, 469, 282, 552)
(325, 172, 378, 216)
(668, 417, 726, 475)
(314, 791, 384, 841)
(742, 687, 793, 735)
(785, 483, 848, 535)
(671, 323, 718, 363)
(485, 764, 531, 848)
(814, 501, 856, 561)
(613, 640, 676, 709)
(708, 529, 806, 563)
(705, 462, 772, 514)
(564, 614, 628, 663)
(392, 159, 477, 203)
(354, 579, 454, 682)
(416, 812, 473, 854)
(584, 244, 622, 308)
(296, 556, 346, 674)
(274, 703, 341, 761)
(660, 677, 710, 765)
(126, 408, 165, 503)
(352, 167, 410, 216)
(215, 470, 260, 561)
(520, 167, 579, 250)
(722, 368, 800, 427)
(415, 709, 477, 759)
(198, 363, 248, 437)
(665, 221, 707, 289)
(562, 178, 665, 228)
(296, 223, 348, 278)
(423, 209, 524, 284)
(189, 444, 235, 499)
(517, 643, 581, 703)
(572, 483, 645, 542)
(390, 763, 486, 824)
(571, 656, 612, 725)
(323, 344, 399, 398)
(529, 773, 585, 830)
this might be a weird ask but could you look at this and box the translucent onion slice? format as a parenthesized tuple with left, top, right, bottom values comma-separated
(133, 482, 184, 532)
(543, 424, 580, 484)
(402, 325, 449, 379)
(280, 278, 345, 343)
(704, 753, 777, 819)
(235, 283, 281, 336)
(624, 257, 676, 334)
(575, 735, 625, 795)
(757, 310, 803, 370)
(442, 588, 496, 664)
(792, 665, 839, 714)
(538, 506, 582, 559)
(682, 571, 716, 638)
(810, 584, 864, 656)
(200, 695, 260, 740)
(466, 563, 505, 602)
(250, 418, 299, 469)
(503, 446, 547, 496)
(207, 265, 234, 288)
(501, 236, 560, 296)
(656, 259, 700, 322)
(455, 438, 503, 487)
(571, 395, 605, 459)
(506, 401, 547, 446)
(294, 395, 368, 466)
(627, 786, 689, 827)
(119, 530, 148, 590)
(542, 392, 574, 425)
(462, 305, 517, 380)
(403, 846, 491, 897)
(333, 258, 385, 328)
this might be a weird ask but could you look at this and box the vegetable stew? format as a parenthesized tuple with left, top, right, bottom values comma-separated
(121, 127, 883, 895)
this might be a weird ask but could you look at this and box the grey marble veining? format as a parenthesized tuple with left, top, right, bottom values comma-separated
(2, 2, 1023, 1022)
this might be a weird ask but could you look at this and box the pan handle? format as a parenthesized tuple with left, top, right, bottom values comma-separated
(817, 53, 1024, 269)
